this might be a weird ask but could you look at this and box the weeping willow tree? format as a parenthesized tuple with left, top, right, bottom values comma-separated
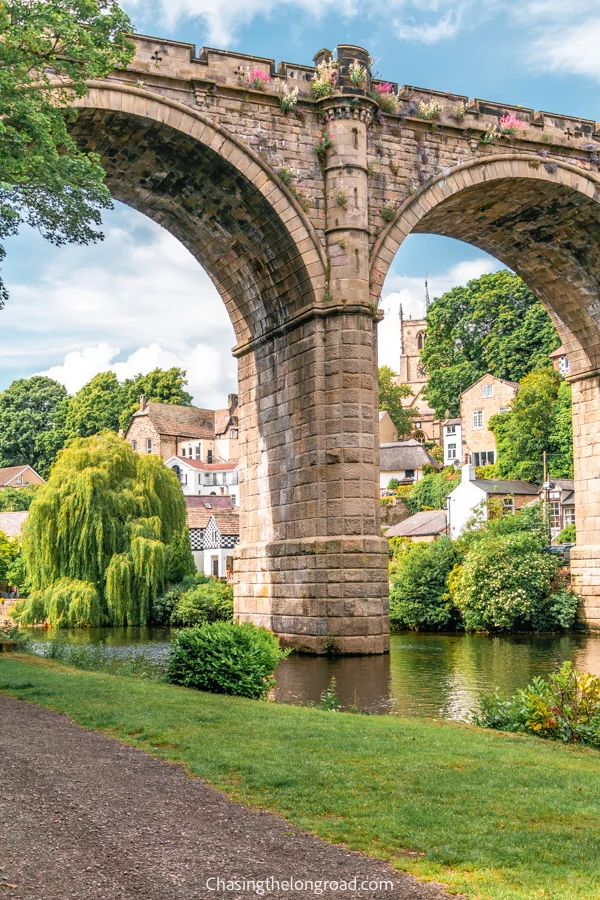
(13, 432, 193, 627)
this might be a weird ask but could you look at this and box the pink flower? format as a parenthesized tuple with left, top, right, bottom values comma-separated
(375, 82, 393, 95)
(249, 69, 270, 83)
(499, 113, 526, 131)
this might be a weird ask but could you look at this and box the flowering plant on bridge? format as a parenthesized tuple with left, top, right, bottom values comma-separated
(371, 83, 399, 115)
(378, 199, 399, 223)
(246, 68, 271, 90)
(417, 99, 443, 121)
(499, 114, 527, 136)
(279, 85, 299, 112)
(348, 59, 368, 88)
(311, 59, 338, 99)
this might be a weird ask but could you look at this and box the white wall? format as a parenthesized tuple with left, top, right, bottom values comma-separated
(447, 480, 487, 538)
(444, 424, 462, 466)
(380, 467, 424, 491)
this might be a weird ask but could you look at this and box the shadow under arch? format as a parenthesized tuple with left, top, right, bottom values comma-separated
(370, 154, 600, 379)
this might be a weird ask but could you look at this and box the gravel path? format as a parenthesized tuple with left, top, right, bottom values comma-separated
(0, 694, 457, 900)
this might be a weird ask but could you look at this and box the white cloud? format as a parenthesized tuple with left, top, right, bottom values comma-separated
(529, 19, 600, 79)
(377, 257, 502, 372)
(395, 12, 461, 43)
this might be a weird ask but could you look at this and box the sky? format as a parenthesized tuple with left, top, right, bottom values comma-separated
(3, 0, 600, 406)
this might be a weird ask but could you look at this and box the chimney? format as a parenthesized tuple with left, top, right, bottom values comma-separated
(227, 393, 238, 412)
(462, 462, 476, 483)
(139, 394, 147, 411)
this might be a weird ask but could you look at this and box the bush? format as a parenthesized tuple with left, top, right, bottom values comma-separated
(152, 573, 211, 625)
(170, 579, 234, 626)
(473, 662, 600, 748)
(387, 478, 400, 490)
(450, 531, 558, 632)
(531, 588, 580, 632)
(557, 523, 576, 543)
(389, 537, 460, 631)
(407, 468, 460, 514)
(167, 622, 288, 699)
(167, 528, 196, 582)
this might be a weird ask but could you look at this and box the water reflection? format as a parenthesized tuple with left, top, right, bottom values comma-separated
(25, 627, 600, 721)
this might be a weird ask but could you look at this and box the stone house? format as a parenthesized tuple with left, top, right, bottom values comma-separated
(447, 463, 539, 538)
(124, 394, 239, 463)
(459, 374, 519, 467)
(165, 456, 239, 507)
(380, 439, 441, 492)
(385, 509, 448, 542)
(0, 465, 45, 489)
(538, 479, 576, 542)
(186, 506, 239, 579)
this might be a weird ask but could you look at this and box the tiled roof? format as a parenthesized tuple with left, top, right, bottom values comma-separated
(131, 402, 215, 440)
(215, 406, 238, 437)
(185, 495, 234, 509)
(380, 440, 441, 472)
(0, 465, 33, 486)
(549, 345, 566, 359)
(385, 510, 447, 538)
(171, 456, 238, 471)
(473, 479, 539, 495)
(0, 511, 29, 537)
(186, 508, 239, 534)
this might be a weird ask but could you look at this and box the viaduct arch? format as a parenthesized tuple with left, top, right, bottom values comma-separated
(69, 36, 600, 649)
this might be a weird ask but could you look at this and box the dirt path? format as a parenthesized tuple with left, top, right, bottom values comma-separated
(0, 694, 456, 900)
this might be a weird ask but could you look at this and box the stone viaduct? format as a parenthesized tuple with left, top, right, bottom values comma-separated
(70, 35, 600, 652)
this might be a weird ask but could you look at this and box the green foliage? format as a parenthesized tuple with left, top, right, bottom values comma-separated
(0, 376, 68, 477)
(64, 371, 124, 439)
(557, 523, 576, 543)
(378, 366, 415, 439)
(0, 529, 18, 583)
(475, 464, 498, 480)
(13, 433, 186, 627)
(170, 579, 234, 627)
(167, 528, 196, 583)
(389, 537, 459, 631)
(119, 368, 193, 431)
(6, 549, 29, 594)
(0, 485, 39, 511)
(0, 0, 134, 306)
(473, 662, 600, 748)
(167, 622, 288, 700)
(421, 271, 560, 417)
(151, 573, 210, 625)
(549, 381, 574, 478)
(407, 468, 460, 514)
(42, 637, 168, 680)
(387, 478, 400, 490)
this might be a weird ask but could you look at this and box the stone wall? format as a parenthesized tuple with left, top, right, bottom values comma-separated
(461, 376, 518, 461)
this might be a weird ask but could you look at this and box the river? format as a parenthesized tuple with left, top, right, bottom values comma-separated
(26, 628, 600, 720)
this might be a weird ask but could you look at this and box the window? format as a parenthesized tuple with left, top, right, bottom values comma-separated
(472, 451, 495, 466)
(499, 407, 510, 414)
(417, 332, 425, 351)
(230, 429, 238, 439)
(482, 384, 494, 398)
(146, 438, 152, 454)
(446, 425, 456, 435)
(414, 421, 421, 429)
(230, 494, 236, 507)
(405, 469, 416, 480)
(472, 410, 484, 429)
(447, 443, 457, 460)
(564, 507, 576, 526)
(131, 440, 137, 451)
(502, 497, 514, 516)
(558, 355, 570, 375)
(207, 449, 213, 463)
(15, 477, 22, 485)
(181, 447, 186, 457)
(549, 500, 561, 533)
(211, 557, 219, 577)
(195, 445, 201, 459)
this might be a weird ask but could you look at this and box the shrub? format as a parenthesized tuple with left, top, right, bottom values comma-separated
(387, 478, 400, 490)
(473, 662, 600, 748)
(407, 468, 460, 514)
(557, 523, 576, 543)
(450, 531, 558, 632)
(167, 622, 288, 699)
(152, 573, 210, 625)
(389, 537, 459, 631)
(167, 528, 196, 583)
(531, 588, 580, 632)
(170, 579, 234, 626)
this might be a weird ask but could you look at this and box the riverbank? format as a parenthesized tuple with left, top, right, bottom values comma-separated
(2, 654, 600, 899)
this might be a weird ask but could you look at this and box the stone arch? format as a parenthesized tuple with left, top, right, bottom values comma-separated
(71, 82, 328, 350)
(370, 154, 600, 379)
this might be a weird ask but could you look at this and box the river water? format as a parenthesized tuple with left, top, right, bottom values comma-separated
(26, 628, 600, 721)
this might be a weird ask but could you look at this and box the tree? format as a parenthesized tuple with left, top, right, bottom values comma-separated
(119, 367, 194, 431)
(64, 371, 125, 439)
(0, 376, 68, 477)
(0, 1, 134, 306)
(421, 271, 560, 417)
(13, 433, 188, 627)
(0, 485, 39, 511)
(378, 366, 415, 439)
(490, 368, 573, 483)
(407, 468, 460, 514)
(389, 537, 459, 631)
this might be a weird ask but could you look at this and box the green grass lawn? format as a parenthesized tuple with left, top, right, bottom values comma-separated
(2, 654, 600, 900)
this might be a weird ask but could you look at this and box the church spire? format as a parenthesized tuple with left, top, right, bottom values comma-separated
(424, 277, 430, 315)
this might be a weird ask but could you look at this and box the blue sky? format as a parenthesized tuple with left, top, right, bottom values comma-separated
(3, 0, 600, 405)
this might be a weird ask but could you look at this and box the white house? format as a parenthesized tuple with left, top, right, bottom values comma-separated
(186, 506, 239, 578)
(379, 439, 441, 492)
(447, 463, 539, 538)
(442, 419, 462, 467)
(165, 456, 239, 508)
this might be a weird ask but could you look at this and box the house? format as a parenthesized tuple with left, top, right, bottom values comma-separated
(380, 439, 441, 492)
(186, 506, 239, 578)
(549, 345, 571, 377)
(538, 479, 575, 542)
(0, 465, 45, 489)
(124, 394, 239, 463)
(378, 411, 398, 444)
(442, 418, 462, 467)
(165, 456, 239, 507)
(0, 511, 29, 538)
(459, 374, 519, 467)
(385, 509, 447, 542)
(447, 463, 539, 538)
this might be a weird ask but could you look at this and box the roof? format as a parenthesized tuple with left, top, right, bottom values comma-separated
(549, 345, 566, 359)
(130, 402, 215, 440)
(0, 511, 28, 537)
(0, 465, 42, 487)
(185, 495, 234, 509)
(215, 406, 238, 437)
(444, 418, 462, 426)
(380, 439, 441, 472)
(385, 510, 447, 538)
(472, 479, 539, 495)
(460, 374, 519, 398)
(186, 507, 239, 534)
(538, 480, 575, 504)
(168, 456, 238, 471)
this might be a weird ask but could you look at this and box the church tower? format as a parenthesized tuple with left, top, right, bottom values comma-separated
(398, 279, 429, 395)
